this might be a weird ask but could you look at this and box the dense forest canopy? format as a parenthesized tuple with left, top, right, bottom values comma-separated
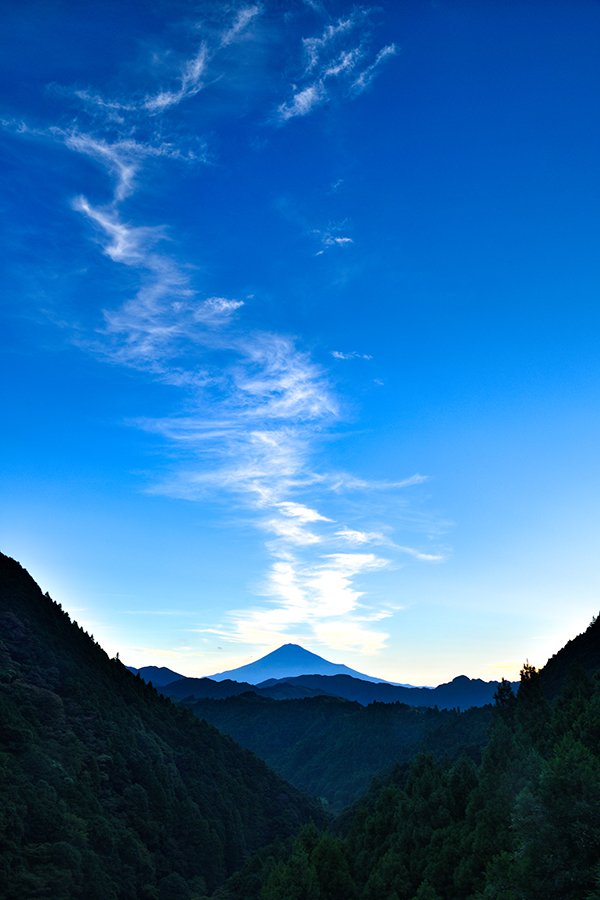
(0, 553, 321, 899)
(181, 693, 492, 811)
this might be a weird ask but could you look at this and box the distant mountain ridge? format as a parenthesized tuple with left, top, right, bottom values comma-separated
(129, 643, 515, 710)
(125, 664, 183, 686)
(255, 672, 510, 710)
(130, 617, 600, 706)
(162, 675, 329, 703)
(160, 670, 510, 710)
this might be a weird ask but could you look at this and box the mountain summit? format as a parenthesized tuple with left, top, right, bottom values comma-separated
(207, 642, 390, 685)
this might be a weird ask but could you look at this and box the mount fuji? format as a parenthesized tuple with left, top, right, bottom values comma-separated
(207, 643, 404, 685)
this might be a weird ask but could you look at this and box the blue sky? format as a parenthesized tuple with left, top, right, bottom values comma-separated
(2, 0, 600, 684)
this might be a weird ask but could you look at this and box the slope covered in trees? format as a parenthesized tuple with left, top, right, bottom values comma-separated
(541, 613, 600, 698)
(0, 553, 322, 899)
(220, 625, 600, 900)
(3, 548, 597, 900)
(184, 693, 492, 811)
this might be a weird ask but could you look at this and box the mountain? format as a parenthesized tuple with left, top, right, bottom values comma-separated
(125, 664, 183, 686)
(162, 676, 257, 700)
(163, 670, 507, 709)
(256, 673, 509, 710)
(161, 675, 328, 703)
(0, 552, 322, 898)
(207, 642, 400, 684)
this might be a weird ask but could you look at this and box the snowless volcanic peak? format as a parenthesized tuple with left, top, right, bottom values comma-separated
(207, 643, 389, 685)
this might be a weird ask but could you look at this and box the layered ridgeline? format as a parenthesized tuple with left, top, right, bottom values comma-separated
(222, 617, 600, 900)
(0, 553, 322, 899)
(142, 648, 511, 812)
(132, 643, 513, 710)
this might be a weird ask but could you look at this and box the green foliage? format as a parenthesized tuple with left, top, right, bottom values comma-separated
(239, 654, 600, 900)
(3, 550, 598, 900)
(183, 692, 492, 811)
(0, 553, 322, 899)
(259, 827, 356, 900)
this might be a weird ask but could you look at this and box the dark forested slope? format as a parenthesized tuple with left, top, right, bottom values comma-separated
(541, 613, 600, 698)
(0, 553, 321, 900)
(222, 625, 600, 900)
(185, 693, 492, 811)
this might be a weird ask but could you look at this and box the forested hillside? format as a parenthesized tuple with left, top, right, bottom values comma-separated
(0, 553, 322, 899)
(219, 622, 600, 900)
(184, 694, 491, 811)
(2, 549, 597, 900)
(541, 614, 600, 697)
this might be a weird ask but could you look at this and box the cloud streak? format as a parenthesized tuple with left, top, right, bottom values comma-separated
(144, 45, 209, 112)
(75, 5, 261, 118)
(5, 4, 442, 661)
(277, 9, 396, 122)
(218, 551, 392, 654)
(331, 349, 372, 360)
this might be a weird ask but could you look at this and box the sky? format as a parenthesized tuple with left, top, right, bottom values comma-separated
(1, 0, 600, 686)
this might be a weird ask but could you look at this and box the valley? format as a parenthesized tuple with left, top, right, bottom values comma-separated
(1, 551, 598, 898)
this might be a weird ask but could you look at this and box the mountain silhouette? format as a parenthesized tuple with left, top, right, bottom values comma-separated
(255, 672, 510, 710)
(125, 666, 183, 687)
(125, 664, 183, 686)
(207, 642, 399, 685)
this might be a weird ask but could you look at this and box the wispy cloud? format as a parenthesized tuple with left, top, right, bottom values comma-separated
(217, 551, 391, 653)
(276, 501, 331, 523)
(220, 4, 262, 47)
(314, 228, 354, 255)
(74, 5, 261, 118)
(73, 197, 164, 265)
(331, 349, 372, 360)
(326, 472, 429, 493)
(397, 545, 446, 563)
(196, 297, 245, 324)
(303, 15, 364, 72)
(277, 9, 396, 123)
(335, 528, 387, 545)
(323, 235, 353, 246)
(5, 4, 442, 661)
(144, 45, 209, 112)
(279, 84, 325, 121)
(352, 44, 397, 92)
(64, 132, 203, 201)
(335, 529, 445, 562)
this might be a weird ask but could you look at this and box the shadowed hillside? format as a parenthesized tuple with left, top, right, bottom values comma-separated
(540, 614, 600, 698)
(220, 634, 600, 900)
(183, 693, 492, 811)
(0, 553, 322, 899)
